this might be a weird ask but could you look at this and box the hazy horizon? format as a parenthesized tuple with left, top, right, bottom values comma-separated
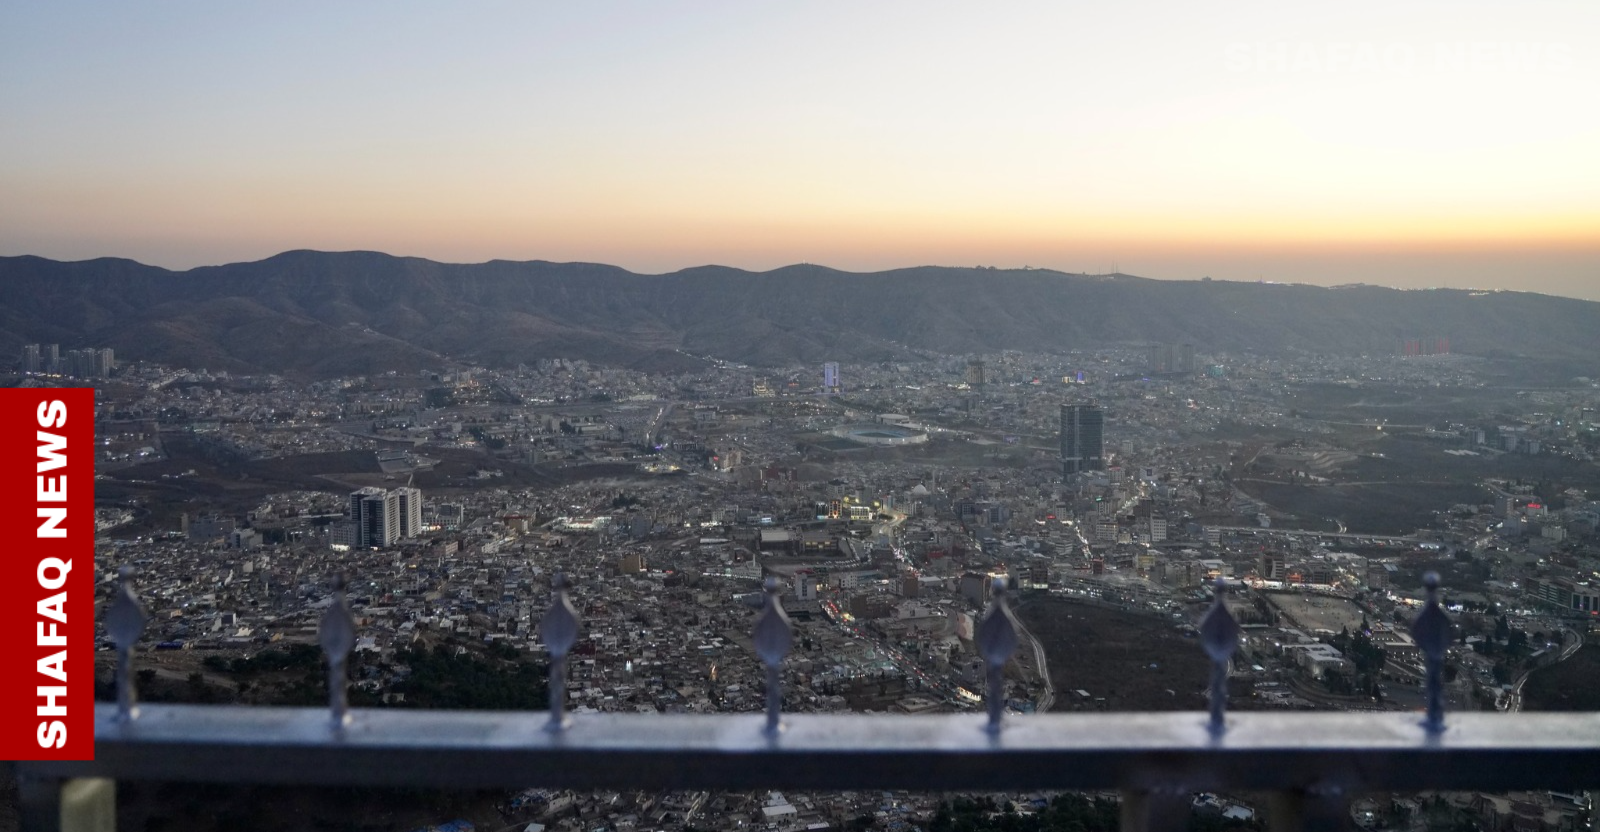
(3, 2, 1596, 299)
(11, 246, 1600, 305)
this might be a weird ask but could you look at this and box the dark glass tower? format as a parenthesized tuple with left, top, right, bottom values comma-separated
(1060, 404, 1104, 475)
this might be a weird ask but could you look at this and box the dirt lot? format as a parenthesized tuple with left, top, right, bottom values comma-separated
(1237, 427, 1600, 536)
(1265, 592, 1370, 635)
(1283, 381, 1526, 426)
(1239, 481, 1486, 536)
(1015, 595, 1212, 711)
(1343, 435, 1600, 489)
(1522, 643, 1600, 711)
(99, 432, 648, 534)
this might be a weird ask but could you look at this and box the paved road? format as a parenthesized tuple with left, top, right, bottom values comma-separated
(1011, 611, 1056, 713)
(1506, 627, 1584, 712)
(818, 597, 966, 704)
(645, 401, 678, 446)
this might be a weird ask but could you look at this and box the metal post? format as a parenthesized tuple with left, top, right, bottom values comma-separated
(753, 577, 793, 737)
(1411, 572, 1452, 734)
(976, 576, 1018, 735)
(105, 566, 148, 724)
(60, 779, 116, 832)
(1199, 577, 1240, 736)
(540, 573, 580, 731)
(319, 572, 356, 731)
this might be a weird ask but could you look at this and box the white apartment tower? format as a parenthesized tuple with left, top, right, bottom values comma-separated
(351, 487, 401, 548)
(394, 486, 423, 539)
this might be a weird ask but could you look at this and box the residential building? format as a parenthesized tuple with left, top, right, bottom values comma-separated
(351, 487, 401, 548)
(394, 486, 423, 538)
(1060, 403, 1105, 475)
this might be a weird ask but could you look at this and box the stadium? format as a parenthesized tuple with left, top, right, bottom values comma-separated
(830, 422, 930, 446)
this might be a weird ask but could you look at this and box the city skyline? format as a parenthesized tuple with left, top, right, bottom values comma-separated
(3, 2, 1597, 299)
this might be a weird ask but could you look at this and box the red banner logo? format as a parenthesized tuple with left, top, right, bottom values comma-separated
(1, 388, 94, 760)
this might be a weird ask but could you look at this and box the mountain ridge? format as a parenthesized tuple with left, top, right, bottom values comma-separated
(2, 251, 1596, 377)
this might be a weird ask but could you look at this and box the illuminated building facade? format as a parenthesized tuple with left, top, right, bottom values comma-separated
(1060, 403, 1105, 475)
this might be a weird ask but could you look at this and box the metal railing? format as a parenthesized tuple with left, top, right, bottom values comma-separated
(14, 571, 1600, 832)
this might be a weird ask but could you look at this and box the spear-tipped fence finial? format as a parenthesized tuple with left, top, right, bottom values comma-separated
(1199, 576, 1242, 736)
(1411, 572, 1452, 734)
(976, 576, 1019, 735)
(319, 571, 357, 730)
(106, 565, 149, 723)
(540, 573, 581, 732)
(753, 576, 794, 737)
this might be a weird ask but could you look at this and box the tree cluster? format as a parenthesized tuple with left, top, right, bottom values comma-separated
(1324, 624, 1387, 699)
(384, 643, 548, 710)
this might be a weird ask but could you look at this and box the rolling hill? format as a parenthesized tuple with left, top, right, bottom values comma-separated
(3, 250, 1597, 376)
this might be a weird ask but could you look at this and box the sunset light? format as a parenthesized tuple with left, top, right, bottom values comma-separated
(2, 1, 1597, 296)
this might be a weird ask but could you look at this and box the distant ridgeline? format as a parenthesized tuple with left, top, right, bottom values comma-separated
(3, 251, 1598, 377)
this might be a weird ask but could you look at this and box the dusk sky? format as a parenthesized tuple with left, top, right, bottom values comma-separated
(3, 2, 1597, 299)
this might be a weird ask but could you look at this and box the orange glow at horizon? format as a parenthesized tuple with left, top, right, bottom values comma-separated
(1, 3, 1596, 298)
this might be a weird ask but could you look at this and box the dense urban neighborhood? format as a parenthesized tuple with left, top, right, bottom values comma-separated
(13, 342, 1600, 832)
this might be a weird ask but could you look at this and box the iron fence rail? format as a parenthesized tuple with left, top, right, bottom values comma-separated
(18, 704, 1600, 794)
(15, 570, 1595, 832)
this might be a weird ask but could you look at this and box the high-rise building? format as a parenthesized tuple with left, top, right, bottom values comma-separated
(964, 360, 985, 386)
(57, 348, 116, 378)
(1152, 340, 1203, 374)
(1149, 343, 1196, 374)
(1402, 337, 1451, 357)
(1147, 344, 1177, 373)
(20, 344, 41, 374)
(1147, 345, 1165, 372)
(394, 486, 423, 538)
(66, 349, 91, 378)
(350, 485, 425, 546)
(43, 344, 60, 374)
(823, 362, 840, 393)
(351, 487, 401, 548)
(1060, 404, 1105, 475)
